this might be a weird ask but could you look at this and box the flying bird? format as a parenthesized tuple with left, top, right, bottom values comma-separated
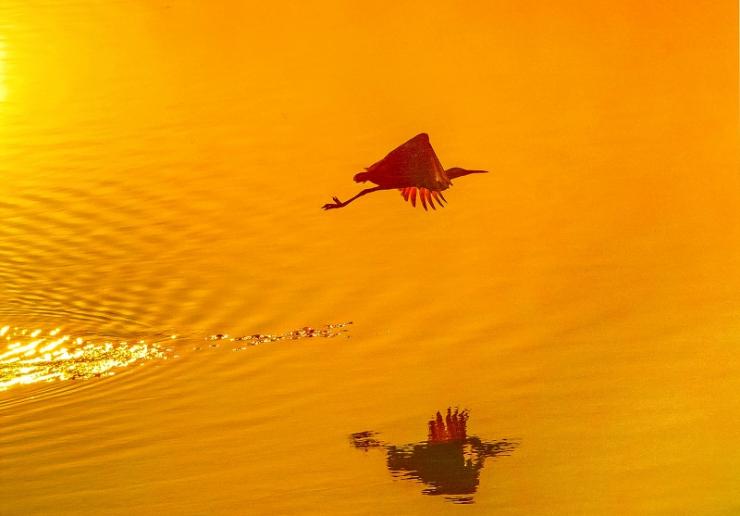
(322, 133, 487, 211)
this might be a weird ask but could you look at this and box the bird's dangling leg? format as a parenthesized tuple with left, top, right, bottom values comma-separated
(322, 186, 384, 210)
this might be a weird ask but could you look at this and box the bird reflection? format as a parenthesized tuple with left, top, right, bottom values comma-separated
(323, 133, 487, 210)
(350, 408, 516, 504)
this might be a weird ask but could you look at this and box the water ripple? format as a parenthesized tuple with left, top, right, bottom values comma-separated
(0, 325, 169, 391)
(0, 321, 352, 393)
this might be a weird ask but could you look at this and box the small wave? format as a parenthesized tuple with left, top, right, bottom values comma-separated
(201, 321, 352, 351)
(0, 325, 169, 391)
(0, 321, 352, 392)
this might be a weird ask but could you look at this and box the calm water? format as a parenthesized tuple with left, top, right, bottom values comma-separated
(1, 1, 739, 514)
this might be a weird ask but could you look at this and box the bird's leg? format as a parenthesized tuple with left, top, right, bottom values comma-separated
(322, 186, 383, 210)
(322, 196, 345, 210)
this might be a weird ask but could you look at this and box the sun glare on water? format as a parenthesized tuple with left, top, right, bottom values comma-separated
(0, 37, 6, 102)
(0, 322, 351, 391)
(0, 325, 166, 391)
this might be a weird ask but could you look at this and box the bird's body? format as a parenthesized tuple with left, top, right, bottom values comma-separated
(322, 133, 487, 211)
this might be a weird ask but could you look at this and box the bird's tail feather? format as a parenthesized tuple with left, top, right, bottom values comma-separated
(353, 171, 371, 183)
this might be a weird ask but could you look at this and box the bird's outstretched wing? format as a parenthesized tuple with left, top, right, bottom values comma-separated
(360, 133, 451, 191)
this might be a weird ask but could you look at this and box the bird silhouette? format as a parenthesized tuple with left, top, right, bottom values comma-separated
(322, 133, 487, 211)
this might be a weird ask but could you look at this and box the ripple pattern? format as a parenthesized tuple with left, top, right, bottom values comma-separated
(0, 324, 169, 391)
(0, 321, 351, 392)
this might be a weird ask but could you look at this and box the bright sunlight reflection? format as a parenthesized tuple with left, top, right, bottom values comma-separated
(0, 37, 6, 102)
(0, 325, 166, 390)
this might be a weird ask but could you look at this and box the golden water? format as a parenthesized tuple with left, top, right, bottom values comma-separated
(1, 1, 739, 514)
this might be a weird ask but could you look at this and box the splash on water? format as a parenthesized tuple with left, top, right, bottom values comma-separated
(204, 321, 352, 351)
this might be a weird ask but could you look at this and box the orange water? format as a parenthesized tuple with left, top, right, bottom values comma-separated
(1, 2, 739, 514)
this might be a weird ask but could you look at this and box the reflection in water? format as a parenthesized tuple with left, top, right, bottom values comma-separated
(351, 408, 517, 504)
(205, 321, 352, 351)
(0, 36, 6, 102)
(0, 322, 352, 391)
(0, 325, 168, 391)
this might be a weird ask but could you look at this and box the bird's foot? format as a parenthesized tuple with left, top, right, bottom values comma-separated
(322, 196, 344, 210)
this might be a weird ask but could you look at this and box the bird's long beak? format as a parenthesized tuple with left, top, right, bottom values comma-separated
(445, 168, 488, 179)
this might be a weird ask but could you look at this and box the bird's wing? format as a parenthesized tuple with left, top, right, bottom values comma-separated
(365, 133, 451, 190)
(398, 187, 446, 210)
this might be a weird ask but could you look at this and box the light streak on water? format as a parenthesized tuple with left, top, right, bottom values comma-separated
(0, 325, 165, 391)
(0, 322, 352, 391)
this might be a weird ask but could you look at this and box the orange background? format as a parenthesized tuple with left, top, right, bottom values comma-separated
(0, 2, 738, 514)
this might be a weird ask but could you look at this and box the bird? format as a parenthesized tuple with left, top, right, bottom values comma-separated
(322, 133, 487, 211)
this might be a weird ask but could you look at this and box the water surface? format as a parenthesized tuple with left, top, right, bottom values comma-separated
(1, 1, 739, 514)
